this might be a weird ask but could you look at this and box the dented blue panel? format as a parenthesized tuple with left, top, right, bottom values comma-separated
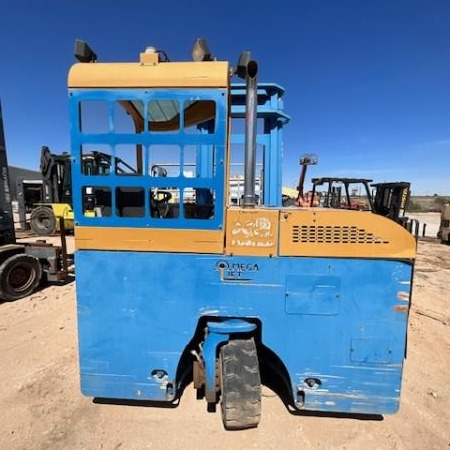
(75, 250, 412, 414)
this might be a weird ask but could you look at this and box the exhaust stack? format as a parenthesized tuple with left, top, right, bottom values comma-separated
(241, 60, 258, 208)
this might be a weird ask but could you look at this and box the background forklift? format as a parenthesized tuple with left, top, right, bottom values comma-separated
(309, 177, 417, 235)
(30, 146, 131, 235)
(29, 146, 74, 235)
(310, 177, 374, 210)
(371, 181, 411, 225)
(0, 101, 68, 301)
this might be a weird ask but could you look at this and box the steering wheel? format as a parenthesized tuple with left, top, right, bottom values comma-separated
(150, 190, 172, 218)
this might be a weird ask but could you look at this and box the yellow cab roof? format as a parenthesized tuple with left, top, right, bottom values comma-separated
(68, 60, 230, 89)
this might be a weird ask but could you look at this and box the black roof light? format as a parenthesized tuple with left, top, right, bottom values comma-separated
(74, 40, 98, 63)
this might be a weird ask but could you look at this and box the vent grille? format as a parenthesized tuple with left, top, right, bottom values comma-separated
(292, 225, 390, 245)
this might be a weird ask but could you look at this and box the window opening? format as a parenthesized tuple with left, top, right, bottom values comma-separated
(116, 187, 145, 217)
(114, 100, 144, 133)
(149, 145, 180, 177)
(148, 100, 180, 132)
(183, 100, 216, 134)
(79, 101, 109, 133)
(115, 144, 143, 175)
(150, 188, 179, 218)
(184, 188, 215, 219)
(82, 186, 111, 217)
(80, 144, 112, 176)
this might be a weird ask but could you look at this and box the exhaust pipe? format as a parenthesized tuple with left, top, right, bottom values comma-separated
(242, 60, 258, 208)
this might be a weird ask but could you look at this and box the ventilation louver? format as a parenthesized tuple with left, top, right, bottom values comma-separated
(292, 225, 390, 245)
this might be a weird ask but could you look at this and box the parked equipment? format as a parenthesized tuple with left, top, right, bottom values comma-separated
(296, 154, 318, 206)
(310, 177, 374, 210)
(0, 101, 68, 301)
(309, 178, 418, 236)
(29, 146, 73, 235)
(70, 39, 416, 430)
(30, 146, 127, 235)
(371, 182, 411, 225)
(438, 204, 450, 244)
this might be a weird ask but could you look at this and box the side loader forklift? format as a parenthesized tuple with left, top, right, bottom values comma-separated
(69, 39, 416, 430)
(0, 101, 68, 301)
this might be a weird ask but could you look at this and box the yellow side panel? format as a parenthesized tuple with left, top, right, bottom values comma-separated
(225, 208, 279, 256)
(279, 209, 416, 259)
(68, 61, 229, 88)
(75, 227, 224, 254)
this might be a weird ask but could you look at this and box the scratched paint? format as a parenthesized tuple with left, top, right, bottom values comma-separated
(231, 217, 275, 248)
(393, 305, 409, 312)
(397, 291, 410, 300)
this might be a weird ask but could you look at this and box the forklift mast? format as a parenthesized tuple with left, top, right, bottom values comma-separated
(0, 101, 16, 245)
(39, 146, 133, 206)
(39, 146, 73, 204)
(371, 182, 411, 224)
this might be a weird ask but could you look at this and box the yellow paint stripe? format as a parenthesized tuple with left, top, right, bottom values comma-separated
(75, 227, 224, 254)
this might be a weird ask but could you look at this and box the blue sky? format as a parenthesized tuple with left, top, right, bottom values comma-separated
(0, 0, 449, 195)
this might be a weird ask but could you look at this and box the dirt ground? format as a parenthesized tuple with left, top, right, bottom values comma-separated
(1, 235, 449, 449)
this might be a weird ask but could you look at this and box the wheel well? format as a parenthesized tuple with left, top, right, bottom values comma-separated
(175, 316, 294, 407)
(257, 343, 295, 409)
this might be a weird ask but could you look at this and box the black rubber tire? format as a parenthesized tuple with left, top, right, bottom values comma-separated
(0, 254, 42, 301)
(30, 206, 56, 235)
(220, 338, 261, 430)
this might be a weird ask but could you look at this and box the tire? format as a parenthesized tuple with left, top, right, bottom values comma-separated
(30, 206, 56, 235)
(0, 254, 42, 301)
(220, 338, 261, 430)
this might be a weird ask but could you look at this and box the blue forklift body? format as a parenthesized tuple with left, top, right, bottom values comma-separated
(76, 250, 411, 414)
(69, 53, 415, 426)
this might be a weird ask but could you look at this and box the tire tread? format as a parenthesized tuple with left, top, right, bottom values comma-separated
(220, 338, 261, 430)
